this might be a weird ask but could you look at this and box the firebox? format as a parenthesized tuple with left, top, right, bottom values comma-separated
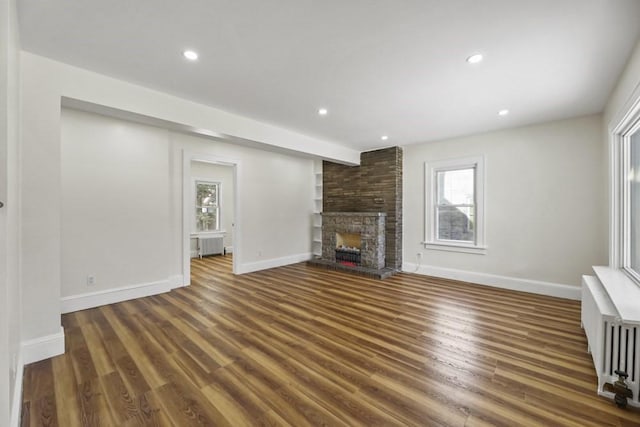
(335, 232, 361, 266)
(321, 212, 386, 270)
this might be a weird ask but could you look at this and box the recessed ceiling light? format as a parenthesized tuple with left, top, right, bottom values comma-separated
(381, 135, 389, 141)
(183, 50, 198, 61)
(318, 108, 328, 116)
(466, 54, 483, 64)
(498, 109, 510, 116)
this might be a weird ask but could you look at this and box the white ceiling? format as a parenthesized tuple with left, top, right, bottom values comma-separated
(17, 0, 640, 151)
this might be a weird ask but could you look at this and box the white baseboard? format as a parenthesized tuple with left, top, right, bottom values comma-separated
(10, 351, 23, 427)
(61, 275, 183, 314)
(22, 327, 65, 365)
(238, 252, 312, 274)
(190, 250, 199, 258)
(169, 274, 185, 288)
(402, 262, 581, 300)
(225, 246, 233, 254)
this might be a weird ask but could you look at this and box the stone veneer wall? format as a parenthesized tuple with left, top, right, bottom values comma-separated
(323, 147, 403, 270)
(322, 212, 386, 270)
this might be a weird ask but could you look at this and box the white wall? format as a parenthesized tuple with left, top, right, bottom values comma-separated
(60, 108, 314, 301)
(403, 114, 607, 296)
(61, 109, 172, 297)
(191, 161, 235, 250)
(20, 51, 357, 356)
(173, 132, 314, 274)
(0, 0, 21, 424)
(20, 54, 63, 345)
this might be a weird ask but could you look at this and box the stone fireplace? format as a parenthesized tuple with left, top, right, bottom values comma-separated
(322, 147, 403, 270)
(321, 212, 386, 270)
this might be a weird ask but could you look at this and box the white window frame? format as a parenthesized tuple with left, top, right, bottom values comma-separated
(193, 178, 222, 234)
(424, 156, 486, 254)
(611, 95, 640, 285)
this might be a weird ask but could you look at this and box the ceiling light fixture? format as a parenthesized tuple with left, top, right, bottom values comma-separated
(466, 53, 483, 64)
(183, 50, 199, 61)
(498, 109, 510, 116)
(381, 135, 389, 141)
(318, 108, 328, 116)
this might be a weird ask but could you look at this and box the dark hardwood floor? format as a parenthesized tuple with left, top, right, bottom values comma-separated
(21, 255, 640, 426)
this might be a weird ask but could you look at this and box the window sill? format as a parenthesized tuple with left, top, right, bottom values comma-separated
(190, 230, 226, 238)
(592, 266, 640, 324)
(423, 241, 487, 255)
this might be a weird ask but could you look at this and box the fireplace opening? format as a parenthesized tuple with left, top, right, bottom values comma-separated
(335, 232, 361, 266)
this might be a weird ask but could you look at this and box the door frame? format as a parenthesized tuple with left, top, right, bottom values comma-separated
(182, 150, 241, 283)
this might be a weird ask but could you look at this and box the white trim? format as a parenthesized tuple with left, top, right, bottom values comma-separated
(224, 246, 233, 254)
(21, 327, 65, 365)
(183, 151, 241, 283)
(9, 352, 23, 427)
(168, 274, 185, 288)
(237, 252, 312, 274)
(422, 242, 488, 255)
(193, 177, 222, 233)
(402, 262, 580, 300)
(610, 86, 640, 268)
(190, 230, 226, 237)
(424, 155, 486, 252)
(60, 276, 181, 313)
(610, 121, 623, 267)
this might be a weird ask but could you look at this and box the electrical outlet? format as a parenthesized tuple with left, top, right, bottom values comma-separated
(417, 252, 423, 259)
(87, 275, 96, 286)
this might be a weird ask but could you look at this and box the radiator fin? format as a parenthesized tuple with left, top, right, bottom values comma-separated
(607, 324, 614, 375)
(602, 321, 638, 400)
(633, 328, 637, 382)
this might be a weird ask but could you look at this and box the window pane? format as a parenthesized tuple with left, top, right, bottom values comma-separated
(630, 132, 640, 271)
(437, 168, 474, 205)
(197, 182, 218, 207)
(196, 207, 218, 231)
(437, 205, 475, 242)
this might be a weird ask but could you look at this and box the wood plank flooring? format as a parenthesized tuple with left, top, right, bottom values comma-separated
(22, 256, 640, 426)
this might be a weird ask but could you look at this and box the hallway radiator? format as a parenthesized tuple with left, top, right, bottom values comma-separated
(198, 236, 224, 258)
(582, 275, 640, 407)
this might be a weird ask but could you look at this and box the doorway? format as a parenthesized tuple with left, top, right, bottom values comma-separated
(182, 152, 241, 283)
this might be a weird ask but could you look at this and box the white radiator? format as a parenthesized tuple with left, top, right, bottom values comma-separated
(198, 236, 224, 258)
(582, 275, 640, 407)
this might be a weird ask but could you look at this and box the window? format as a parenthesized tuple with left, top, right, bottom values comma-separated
(616, 102, 640, 283)
(195, 180, 220, 232)
(629, 130, 640, 276)
(425, 156, 485, 253)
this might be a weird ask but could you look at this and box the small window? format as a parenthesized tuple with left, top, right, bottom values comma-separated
(425, 156, 486, 253)
(195, 180, 220, 232)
